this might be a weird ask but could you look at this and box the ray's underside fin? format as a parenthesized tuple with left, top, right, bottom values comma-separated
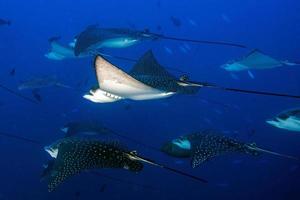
(182, 80, 300, 99)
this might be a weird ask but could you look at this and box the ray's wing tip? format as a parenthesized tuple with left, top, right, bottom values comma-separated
(94, 54, 108, 68)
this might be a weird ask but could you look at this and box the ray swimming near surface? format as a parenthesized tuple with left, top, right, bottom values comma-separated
(44, 137, 207, 191)
(221, 49, 300, 72)
(74, 25, 247, 56)
(161, 131, 298, 168)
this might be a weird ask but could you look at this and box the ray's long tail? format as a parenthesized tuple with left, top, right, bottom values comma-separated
(180, 80, 300, 100)
(146, 32, 248, 49)
(246, 144, 299, 161)
(126, 151, 208, 183)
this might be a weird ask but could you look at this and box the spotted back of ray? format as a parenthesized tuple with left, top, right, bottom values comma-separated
(129, 50, 199, 94)
(130, 50, 175, 78)
(187, 133, 260, 168)
(47, 138, 143, 192)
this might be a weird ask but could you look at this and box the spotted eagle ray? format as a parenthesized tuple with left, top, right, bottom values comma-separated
(45, 36, 143, 62)
(44, 137, 207, 191)
(161, 131, 298, 168)
(84, 50, 300, 103)
(74, 25, 246, 56)
(74, 25, 158, 56)
(0, 131, 161, 192)
(45, 37, 90, 60)
(221, 49, 300, 72)
(266, 108, 300, 132)
(83, 50, 200, 103)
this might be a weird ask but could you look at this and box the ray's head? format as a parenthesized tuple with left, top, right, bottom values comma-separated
(161, 137, 192, 157)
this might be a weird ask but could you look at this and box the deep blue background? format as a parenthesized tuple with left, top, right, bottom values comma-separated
(0, 0, 299, 199)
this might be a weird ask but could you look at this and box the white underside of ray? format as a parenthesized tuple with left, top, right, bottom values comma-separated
(89, 37, 140, 51)
(84, 55, 175, 103)
(45, 41, 89, 60)
(266, 117, 300, 132)
(44, 145, 59, 158)
(172, 139, 191, 150)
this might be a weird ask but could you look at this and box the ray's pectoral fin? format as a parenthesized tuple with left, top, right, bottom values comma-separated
(85, 55, 174, 103)
(47, 153, 81, 192)
(191, 146, 213, 168)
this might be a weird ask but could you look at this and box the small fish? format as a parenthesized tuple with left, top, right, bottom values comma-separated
(187, 18, 198, 27)
(183, 43, 191, 51)
(247, 70, 255, 79)
(266, 108, 300, 132)
(229, 73, 240, 80)
(161, 130, 298, 168)
(9, 68, 16, 76)
(221, 14, 231, 23)
(170, 16, 182, 27)
(0, 18, 11, 26)
(164, 46, 173, 55)
(179, 45, 188, 54)
(32, 90, 42, 102)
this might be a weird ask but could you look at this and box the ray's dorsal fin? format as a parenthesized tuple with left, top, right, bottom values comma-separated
(129, 50, 175, 79)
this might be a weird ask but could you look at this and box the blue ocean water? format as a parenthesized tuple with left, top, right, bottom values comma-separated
(0, 0, 300, 199)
